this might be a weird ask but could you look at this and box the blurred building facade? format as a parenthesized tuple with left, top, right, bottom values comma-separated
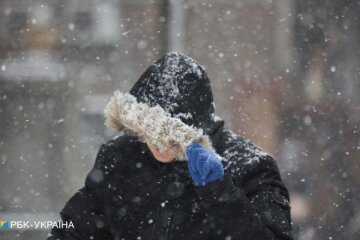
(0, 0, 359, 239)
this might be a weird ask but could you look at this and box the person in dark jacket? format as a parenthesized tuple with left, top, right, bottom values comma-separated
(48, 52, 293, 240)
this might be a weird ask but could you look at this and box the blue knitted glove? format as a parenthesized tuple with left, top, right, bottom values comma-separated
(186, 143, 224, 186)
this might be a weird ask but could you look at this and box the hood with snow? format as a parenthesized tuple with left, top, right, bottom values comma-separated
(104, 52, 224, 160)
(129, 52, 220, 135)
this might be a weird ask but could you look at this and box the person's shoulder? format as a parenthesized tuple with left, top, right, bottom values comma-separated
(216, 129, 283, 188)
(87, 133, 145, 187)
(94, 133, 143, 168)
(217, 129, 280, 174)
(219, 129, 270, 163)
(101, 133, 142, 153)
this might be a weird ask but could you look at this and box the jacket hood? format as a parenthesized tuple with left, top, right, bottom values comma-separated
(129, 52, 219, 134)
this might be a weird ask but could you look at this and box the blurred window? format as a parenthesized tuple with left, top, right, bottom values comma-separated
(8, 12, 27, 35)
(74, 11, 92, 31)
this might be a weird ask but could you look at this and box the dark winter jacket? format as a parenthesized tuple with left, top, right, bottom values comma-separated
(48, 53, 293, 240)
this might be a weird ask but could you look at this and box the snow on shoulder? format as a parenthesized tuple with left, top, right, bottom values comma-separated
(104, 90, 219, 161)
(223, 130, 268, 169)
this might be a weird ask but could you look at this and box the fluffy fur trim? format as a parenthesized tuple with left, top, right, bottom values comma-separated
(104, 91, 218, 161)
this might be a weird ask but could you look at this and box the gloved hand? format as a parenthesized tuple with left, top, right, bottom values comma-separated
(186, 143, 224, 186)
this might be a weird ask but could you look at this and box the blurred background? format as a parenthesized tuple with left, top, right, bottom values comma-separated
(0, 0, 359, 239)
